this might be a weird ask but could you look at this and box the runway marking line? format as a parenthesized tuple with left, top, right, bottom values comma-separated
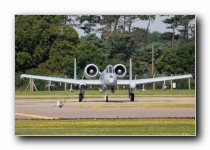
(15, 112, 59, 120)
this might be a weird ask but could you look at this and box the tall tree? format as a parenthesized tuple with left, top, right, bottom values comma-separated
(38, 25, 79, 75)
(138, 15, 155, 50)
(15, 15, 61, 72)
(99, 15, 121, 39)
(108, 34, 135, 61)
(76, 15, 101, 34)
(177, 15, 195, 41)
(126, 15, 138, 33)
(162, 15, 195, 47)
(155, 40, 195, 75)
(99, 15, 140, 38)
(162, 15, 180, 48)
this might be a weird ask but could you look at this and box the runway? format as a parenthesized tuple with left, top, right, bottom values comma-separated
(15, 97, 195, 119)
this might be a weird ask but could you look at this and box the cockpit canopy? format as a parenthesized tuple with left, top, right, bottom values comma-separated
(105, 65, 114, 74)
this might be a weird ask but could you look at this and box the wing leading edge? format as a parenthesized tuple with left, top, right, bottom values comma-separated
(21, 74, 192, 86)
(20, 74, 101, 85)
(117, 74, 192, 85)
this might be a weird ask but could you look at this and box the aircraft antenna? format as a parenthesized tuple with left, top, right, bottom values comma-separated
(129, 58, 132, 80)
(74, 58, 76, 80)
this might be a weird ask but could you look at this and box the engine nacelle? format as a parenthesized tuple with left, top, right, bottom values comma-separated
(84, 64, 99, 79)
(79, 84, 86, 90)
(114, 64, 126, 78)
(162, 85, 167, 90)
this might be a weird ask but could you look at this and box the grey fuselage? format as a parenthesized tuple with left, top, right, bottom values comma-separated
(99, 65, 117, 87)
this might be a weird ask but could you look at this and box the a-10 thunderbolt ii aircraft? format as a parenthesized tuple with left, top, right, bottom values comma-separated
(20, 58, 192, 102)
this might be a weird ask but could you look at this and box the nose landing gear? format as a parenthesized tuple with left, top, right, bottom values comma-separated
(105, 90, 108, 102)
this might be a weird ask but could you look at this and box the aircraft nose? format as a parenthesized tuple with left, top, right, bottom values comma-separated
(109, 78, 115, 85)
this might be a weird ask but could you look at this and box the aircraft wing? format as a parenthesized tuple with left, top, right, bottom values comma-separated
(20, 74, 101, 85)
(117, 74, 193, 85)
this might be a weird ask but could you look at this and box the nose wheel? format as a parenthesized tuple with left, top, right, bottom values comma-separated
(105, 95, 108, 102)
(130, 93, 134, 101)
(79, 89, 85, 102)
(104, 90, 108, 102)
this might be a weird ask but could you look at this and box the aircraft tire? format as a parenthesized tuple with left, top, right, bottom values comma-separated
(79, 93, 83, 102)
(130, 93, 134, 102)
(106, 96, 108, 102)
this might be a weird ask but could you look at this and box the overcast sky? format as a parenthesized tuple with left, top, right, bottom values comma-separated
(133, 15, 170, 32)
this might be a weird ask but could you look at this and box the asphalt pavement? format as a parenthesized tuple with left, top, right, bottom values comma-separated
(15, 97, 195, 119)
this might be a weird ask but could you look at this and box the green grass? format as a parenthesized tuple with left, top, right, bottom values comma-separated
(15, 118, 195, 135)
(15, 89, 195, 99)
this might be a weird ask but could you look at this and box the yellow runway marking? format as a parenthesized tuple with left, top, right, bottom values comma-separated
(15, 113, 59, 120)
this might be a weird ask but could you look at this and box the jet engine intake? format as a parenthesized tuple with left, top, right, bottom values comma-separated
(114, 64, 126, 78)
(84, 64, 99, 79)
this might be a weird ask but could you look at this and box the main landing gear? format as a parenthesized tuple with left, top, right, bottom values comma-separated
(79, 92, 84, 102)
(79, 86, 134, 102)
(79, 85, 86, 102)
(129, 88, 134, 102)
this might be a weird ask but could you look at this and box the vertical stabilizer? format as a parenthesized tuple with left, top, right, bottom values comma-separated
(129, 58, 132, 80)
(74, 58, 76, 80)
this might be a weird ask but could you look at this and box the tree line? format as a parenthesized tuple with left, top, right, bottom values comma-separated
(15, 15, 195, 90)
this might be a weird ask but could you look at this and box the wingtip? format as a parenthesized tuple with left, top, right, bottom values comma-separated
(190, 74, 193, 78)
(20, 74, 27, 78)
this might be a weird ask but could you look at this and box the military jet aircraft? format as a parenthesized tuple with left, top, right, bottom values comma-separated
(20, 58, 192, 102)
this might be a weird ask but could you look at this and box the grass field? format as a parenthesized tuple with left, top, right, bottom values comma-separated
(15, 118, 195, 136)
(15, 89, 195, 99)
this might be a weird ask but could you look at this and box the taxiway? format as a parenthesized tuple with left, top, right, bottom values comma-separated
(15, 97, 195, 119)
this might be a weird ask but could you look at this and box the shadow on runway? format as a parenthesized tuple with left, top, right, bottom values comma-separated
(79, 100, 132, 103)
